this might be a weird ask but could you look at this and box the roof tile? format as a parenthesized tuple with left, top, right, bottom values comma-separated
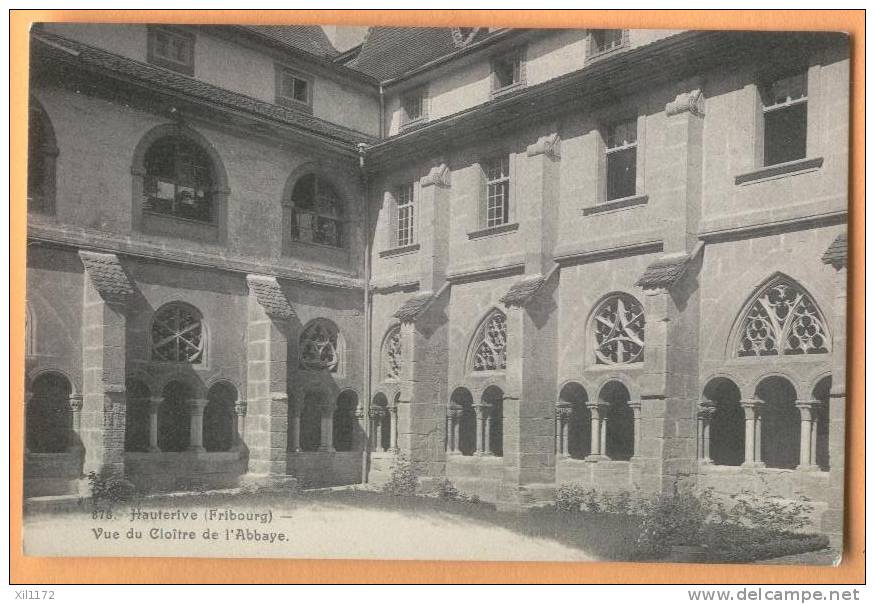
(821, 233, 848, 268)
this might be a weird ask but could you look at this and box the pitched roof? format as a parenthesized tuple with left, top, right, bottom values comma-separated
(242, 25, 338, 58)
(78, 251, 134, 304)
(246, 275, 297, 320)
(635, 252, 693, 290)
(393, 291, 436, 323)
(31, 31, 376, 147)
(350, 27, 500, 81)
(499, 275, 545, 307)
(821, 233, 848, 268)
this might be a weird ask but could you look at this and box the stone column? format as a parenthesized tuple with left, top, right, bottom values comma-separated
(795, 400, 820, 469)
(234, 400, 247, 449)
(67, 395, 84, 452)
(148, 397, 161, 452)
(555, 402, 572, 458)
(446, 406, 461, 454)
(474, 403, 489, 455)
(585, 402, 609, 459)
(696, 401, 716, 463)
(629, 400, 642, 458)
(187, 398, 208, 452)
(369, 408, 384, 452)
(741, 399, 763, 466)
(389, 405, 399, 451)
(318, 405, 334, 452)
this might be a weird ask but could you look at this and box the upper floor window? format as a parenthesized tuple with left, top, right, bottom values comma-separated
(761, 72, 808, 167)
(28, 101, 58, 215)
(147, 26, 194, 76)
(590, 29, 626, 56)
(483, 155, 511, 228)
(151, 303, 204, 364)
(401, 88, 426, 127)
(395, 183, 416, 247)
(143, 136, 215, 223)
(491, 49, 525, 95)
(593, 293, 645, 365)
(290, 173, 344, 248)
(276, 66, 312, 109)
(604, 118, 638, 201)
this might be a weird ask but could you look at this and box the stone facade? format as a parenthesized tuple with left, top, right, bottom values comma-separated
(25, 25, 849, 544)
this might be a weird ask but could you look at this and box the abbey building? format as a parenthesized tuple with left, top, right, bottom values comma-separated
(25, 24, 849, 543)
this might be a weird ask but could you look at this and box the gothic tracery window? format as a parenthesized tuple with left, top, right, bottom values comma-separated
(384, 325, 402, 381)
(472, 310, 507, 372)
(300, 320, 341, 372)
(593, 294, 645, 365)
(151, 303, 204, 363)
(737, 278, 829, 357)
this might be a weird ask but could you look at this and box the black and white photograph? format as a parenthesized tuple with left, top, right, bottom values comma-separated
(21, 17, 850, 565)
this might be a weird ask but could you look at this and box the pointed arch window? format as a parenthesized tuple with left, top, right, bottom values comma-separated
(737, 277, 829, 357)
(471, 310, 507, 372)
(383, 325, 402, 381)
(300, 320, 341, 372)
(593, 293, 645, 365)
(151, 303, 204, 363)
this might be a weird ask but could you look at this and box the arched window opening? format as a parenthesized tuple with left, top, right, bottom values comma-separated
(737, 277, 829, 357)
(483, 386, 504, 457)
(370, 393, 391, 452)
(151, 303, 204, 364)
(333, 390, 358, 452)
(757, 376, 800, 469)
(300, 320, 341, 372)
(451, 387, 476, 456)
(593, 294, 645, 365)
(158, 381, 191, 452)
(125, 379, 151, 452)
(471, 310, 507, 372)
(559, 382, 591, 459)
(383, 325, 402, 381)
(27, 373, 73, 453)
(290, 173, 344, 248)
(813, 377, 831, 471)
(704, 378, 744, 466)
(143, 135, 215, 223)
(601, 381, 634, 461)
(204, 382, 236, 452)
(28, 102, 58, 214)
(299, 391, 324, 452)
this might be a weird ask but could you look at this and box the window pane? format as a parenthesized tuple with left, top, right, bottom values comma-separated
(403, 93, 422, 121)
(607, 120, 637, 149)
(606, 146, 636, 201)
(593, 29, 624, 53)
(291, 173, 316, 209)
(494, 56, 518, 88)
(293, 78, 308, 103)
(763, 73, 807, 107)
(764, 102, 807, 166)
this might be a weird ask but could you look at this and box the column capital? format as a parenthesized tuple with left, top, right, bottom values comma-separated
(234, 400, 248, 417)
(149, 396, 163, 411)
(555, 402, 573, 421)
(67, 395, 84, 412)
(474, 403, 491, 419)
(795, 399, 823, 409)
(628, 400, 643, 411)
(187, 398, 209, 414)
(368, 407, 387, 420)
(448, 404, 463, 419)
(585, 401, 610, 417)
(740, 398, 763, 419)
(697, 400, 717, 418)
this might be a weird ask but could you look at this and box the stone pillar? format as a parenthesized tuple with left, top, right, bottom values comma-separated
(696, 401, 716, 463)
(389, 405, 399, 451)
(187, 398, 207, 452)
(474, 403, 489, 455)
(245, 274, 294, 483)
(629, 400, 642, 458)
(446, 406, 461, 454)
(67, 395, 84, 452)
(369, 408, 384, 452)
(234, 400, 247, 449)
(318, 405, 334, 452)
(585, 402, 609, 459)
(78, 251, 133, 479)
(741, 399, 763, 466)
(555, 402, 572, 458)
(287, 399, 300, 453)
(795, 400, 820, 469)
(148, 397, 161, 452)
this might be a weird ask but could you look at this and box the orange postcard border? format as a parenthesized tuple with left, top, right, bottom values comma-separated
(9, 9, 865, 585)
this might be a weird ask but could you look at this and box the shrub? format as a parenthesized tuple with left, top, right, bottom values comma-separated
(715, 490, 814, 533)
(702, 524, 829, 563)
(382, 452, 418, 496)
(635, 486, 710, 558)
(434, 479, 480, 504)
(87, 470, 138, 509)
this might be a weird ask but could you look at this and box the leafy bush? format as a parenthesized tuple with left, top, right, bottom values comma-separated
(554, 484, 646, 515)
(87, 470, 138, 509)
(712, 489, 814, 533)
(381, 452, 419, 496)
(434, 479, 480, 504)
(702, 524, 828, 563)
(635, 486, 711, 558)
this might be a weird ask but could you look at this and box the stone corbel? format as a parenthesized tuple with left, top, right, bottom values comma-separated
(665, 89, 705, 118)
(78, 250, 134, 306)
(526, 133, 561, 159)
(421, 163, 451, 188)
(246, 274, 296, 321)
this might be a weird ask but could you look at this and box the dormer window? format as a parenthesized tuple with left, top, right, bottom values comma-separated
(401, 88, 426, 128)
(276, 66, 313, 109)
(589, 29, 627, 59)
(147, 26, 194, 75)
(491, 49, 526, 96)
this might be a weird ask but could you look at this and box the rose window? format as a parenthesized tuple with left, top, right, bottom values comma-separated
(593, 294, 645, 365)
(151, 303, 204, 363)
(300, 321, 340, 371)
